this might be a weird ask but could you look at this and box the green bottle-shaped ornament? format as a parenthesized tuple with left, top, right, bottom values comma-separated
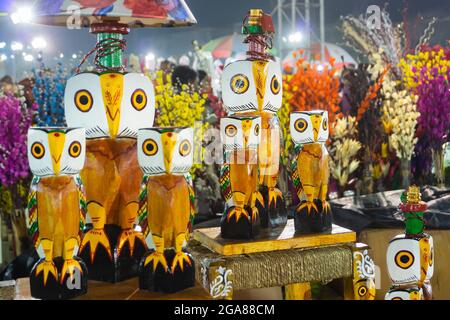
(400, 186, 427, 236)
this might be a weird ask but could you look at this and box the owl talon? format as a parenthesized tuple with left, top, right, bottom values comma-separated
(60, 259, 83, 285)
(171, 252, 192, 273)
(79, 229, 112, 264)
(253, 191, 264, 207)
(322, 201, 331, 214)
(144, 251, 169, 272)
(251, 206, 259, 222)
(296, 201, 319, 215)
(226, 207, 250, 222)
(268, 187, 283, 208)
(35, 260, 58, 286)
(117, 229, 147, 257)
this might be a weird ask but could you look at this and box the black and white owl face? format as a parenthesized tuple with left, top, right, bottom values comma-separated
(386, 234, 434, 285)
(385, 287, 423, 300)
(64, 72, 155, 139)
(28, 127, 85, 177)
(220, 116, 261, 151)
(137, 127, 194, 175)
(221, 60, 282, 114)
(290, 110, 329, 145)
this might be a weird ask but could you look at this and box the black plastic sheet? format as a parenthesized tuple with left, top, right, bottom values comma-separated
(331, 186, 450, 233)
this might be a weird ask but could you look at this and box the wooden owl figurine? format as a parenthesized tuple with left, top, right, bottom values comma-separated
(290, 111, 332, 233)
(385, 186, 434, 300)
(27, 127, 88, 299)
(221, 55, 286, 230)
(64, 72, 155, 282)
(220, 116, 262, 239)
(136, 127, 196, 293)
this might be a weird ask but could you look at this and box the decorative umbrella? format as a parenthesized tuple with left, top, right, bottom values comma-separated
(31, 0, 196, 27)
(203, 33, 277, 59)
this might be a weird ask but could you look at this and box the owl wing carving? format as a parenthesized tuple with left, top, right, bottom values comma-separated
(27, 176, 40, 247)
(290, 145, 304, 199)
(184, 172, 196, 240)
(219, 163, 233, 202)
(137, 174, 151, 239)
(74, 174, 87, 239)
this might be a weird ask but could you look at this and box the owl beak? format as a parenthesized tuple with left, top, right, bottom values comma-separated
(311, 115, 322, 142)
(161, 132, 177, 173)
(252, 61, 269, 111)
(48, 132, 66, 175)
(100, 73, 123, 138)
(242, 120, 252, 148)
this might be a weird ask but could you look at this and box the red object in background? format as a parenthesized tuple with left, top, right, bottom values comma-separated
(123, 0, 167, 18)
(75, 0, 116, 8)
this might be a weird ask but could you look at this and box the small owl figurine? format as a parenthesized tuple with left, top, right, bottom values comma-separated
(290, 111, 332, 233)
(136, 127, 196, 293)
(220, 116, 262, 239)
(27, 127, 88, 299)
(221, 54, 286, 230)
(65, 72, 155, 281)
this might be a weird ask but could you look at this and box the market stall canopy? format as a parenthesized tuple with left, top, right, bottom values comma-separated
(283, 42, 357, 71)
(1, 0, 196, 27)
(202, 33, 277, 59)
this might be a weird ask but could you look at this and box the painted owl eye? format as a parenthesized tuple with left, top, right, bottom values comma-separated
(254, 124, 260, 136)
(294, 118, 308, 133)
(395, 250, 414, 269)
(225, 124, 237, 137)
(74, 90, 93, 112)
(69, 141, 82, 158)
(143, 139, 158, 156)
(179, 139, 192, 157)
(131, 89, 147, 111)
(230, 74, 249, 94)
(358, 286, 367, 297)
(429, 248, 433, 266)
(392, 297, 403, 300)
(270, 75, 280, 95)
(31, 142, 45, 159)
(322, 118, 328, 131)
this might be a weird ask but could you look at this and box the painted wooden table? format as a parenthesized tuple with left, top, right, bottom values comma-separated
(11, 277, 211, 300)
(191, 219, 374, 300)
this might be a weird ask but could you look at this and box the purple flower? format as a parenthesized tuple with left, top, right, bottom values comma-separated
(0, 94, 37, 186)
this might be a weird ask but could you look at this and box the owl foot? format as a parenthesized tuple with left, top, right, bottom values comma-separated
(79, 229, 112, 264)
(322, 201, 331, 214)
(268, 187, 283, 208)
(34, 260, 58, 286)
(60, 259, 83, 285)
(227, 207, 250, 222)
(117, 229, 147, 257)
(296, 201, 319, 215)
(171, 252, 193, 273)
(251, 206, 259, 223)
(144, 251, 169, 273)
(253, 191, 264, 207)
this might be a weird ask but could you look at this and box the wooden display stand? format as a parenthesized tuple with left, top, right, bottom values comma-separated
(191, 219, 373, 300)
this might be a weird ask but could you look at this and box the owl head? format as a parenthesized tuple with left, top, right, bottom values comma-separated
(290, 110, 329, 145)
(28, 127, 86, 177)
(64, 72, 155, 139)
(137, 127, 194, 175)
(386, 234, 434, 285)
(385, 287, 423, 300)
(220, 116, 261, 151)
(221, 60, 282, 114)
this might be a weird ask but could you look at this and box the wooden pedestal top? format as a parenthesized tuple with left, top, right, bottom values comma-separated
(193, 219, 356, 256)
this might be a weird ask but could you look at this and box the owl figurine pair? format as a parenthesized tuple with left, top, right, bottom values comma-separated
(27, 127, 88, 299)
(385, 186, 434, 300)
(290, 111, 332, 234)
(219, 10, 287, 239)
(63, 72, 155, 282)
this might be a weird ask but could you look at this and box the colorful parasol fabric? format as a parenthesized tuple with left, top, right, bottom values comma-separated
(202, 33, 277, 59)
(13, 0, 196, 28)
